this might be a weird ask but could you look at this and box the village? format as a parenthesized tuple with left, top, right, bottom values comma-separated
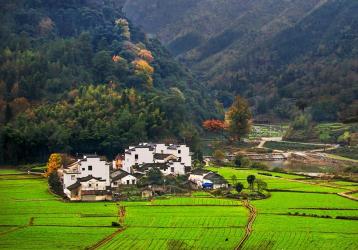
(58, 143, 228, 201)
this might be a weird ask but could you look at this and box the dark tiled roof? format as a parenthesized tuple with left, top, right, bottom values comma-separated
(112, 172, 130, 181)
(77, 175, 105, 182)
(154, 153, 174, 160)
(140, 163, 169, 171)
(190, 168, 210, 175)
(133, 173, 144, 178)
(67, 181, 81, 191)
(203, 172, 228, 184)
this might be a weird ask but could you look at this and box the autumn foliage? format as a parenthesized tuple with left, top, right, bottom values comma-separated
(202, 119, 226, 132)
(138, 49, 154, 62)
(45, 153, 62, 177)
(133, 59, 154, 74)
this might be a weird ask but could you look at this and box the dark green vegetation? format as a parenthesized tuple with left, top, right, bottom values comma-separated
(328, 147, 358, 161)
(124, 0, 358, 122)
(0, 0, 217, 164)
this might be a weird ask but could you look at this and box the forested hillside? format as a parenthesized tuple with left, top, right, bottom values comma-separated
(0, 0, 216, 163)
(124, 0, 358, 122)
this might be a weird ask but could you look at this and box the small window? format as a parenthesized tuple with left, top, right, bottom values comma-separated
(88, 184, 92, 187)
(135, 154, 138, 160)
(132, 179, 136, 184)
(113, 182, 117, 185)
(96, 184, 98, 187)
(71, 175, 75, 180)
(82, 168, 85, 171)
(161, 150, 164, 154)
(178, 157, 181, 162)
(171, 167, 175, 173)
(178, 150, 181, 154)
(88, 166, 92, 171)
(126, 180, 130, 185)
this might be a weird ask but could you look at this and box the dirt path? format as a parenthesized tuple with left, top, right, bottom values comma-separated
(88, 205, 126, 250)
(236, 200, 257, 250)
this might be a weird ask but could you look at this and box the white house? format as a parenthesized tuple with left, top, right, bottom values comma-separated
(111, 169, 137, 187)
(62, 155, 111, 200)
(122, 143, 191, 175)
(66, 175, 110, 201)
(188, 168, 212, 187)
(189, 169, 228, 189)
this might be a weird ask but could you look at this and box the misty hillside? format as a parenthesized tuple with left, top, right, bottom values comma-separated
(124, 0, 358, 122)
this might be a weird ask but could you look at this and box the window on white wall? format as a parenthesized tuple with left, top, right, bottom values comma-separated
(89, 183, 92, 187)
(178, 150, 181, 154)
(88, 166, 92, 171)
(135, 154, 138, 160)
(171, 167, 174, 173)
(71, 175, 75, 180)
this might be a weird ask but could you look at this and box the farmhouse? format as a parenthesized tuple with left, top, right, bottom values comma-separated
(61, 155, 111, 201)
(189, 169, 228, 189)
(111, 169, 137, 187)
(122, 143, 191, 175)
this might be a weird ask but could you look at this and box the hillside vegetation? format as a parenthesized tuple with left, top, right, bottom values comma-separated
(124, 0, 358, 122)
(0, 0, 217, 163)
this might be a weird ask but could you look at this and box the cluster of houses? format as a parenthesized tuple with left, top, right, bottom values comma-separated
(58, 143, 228, 201)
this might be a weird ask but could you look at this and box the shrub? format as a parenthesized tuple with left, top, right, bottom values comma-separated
(112, 222, 121, 227)
(251, 162, 269, 170)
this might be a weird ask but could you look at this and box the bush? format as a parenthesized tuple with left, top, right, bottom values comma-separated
(112, 222, 121, 227)
(251, 162, 269, 170)
(235, 182, 244, 193)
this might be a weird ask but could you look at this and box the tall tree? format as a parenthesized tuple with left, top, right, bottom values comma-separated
(225, 96, 252, 141)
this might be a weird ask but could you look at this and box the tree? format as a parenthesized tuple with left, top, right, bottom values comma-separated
(202, 119, 226, 133)
(48, 171, 63, 195)
(247, 175, 256, 191)
(235, 182, 244, 193)
(319, 130, 331, 149)
(254, 179, 267, 193)
(213, 150, 225, 163)
(235, 155, 251, 168)
(225, 96, 252, 141)
(45, 153, 62, 177)
(147, 167, 163, 185)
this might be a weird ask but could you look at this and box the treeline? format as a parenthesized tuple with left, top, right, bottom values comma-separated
(0, 0, 216, 163)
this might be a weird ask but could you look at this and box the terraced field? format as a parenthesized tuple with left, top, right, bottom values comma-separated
(99, 198, 247, 249)
(0, 171, 118, 249)
(1, 168, 357, 249)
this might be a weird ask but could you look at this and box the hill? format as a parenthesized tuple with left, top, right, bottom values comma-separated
(124, 0, 358, 122)
(0, 0, 216, 163)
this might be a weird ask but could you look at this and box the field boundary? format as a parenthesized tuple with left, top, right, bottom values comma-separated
(236, 200, 257, 249)
(87, 227, 126, 249)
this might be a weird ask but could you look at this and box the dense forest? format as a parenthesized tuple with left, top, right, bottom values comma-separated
(0, 0, 217, 163)
(125, 0, 358, 122)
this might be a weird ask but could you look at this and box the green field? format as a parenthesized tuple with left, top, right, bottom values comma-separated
(249, 124, 288, 139)
(100, 198, 247, 249)
(1, 169, 357, 249)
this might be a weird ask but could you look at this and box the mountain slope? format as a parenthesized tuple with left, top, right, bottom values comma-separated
(0, 0, 216, 163)
(124, 0, 358, 121)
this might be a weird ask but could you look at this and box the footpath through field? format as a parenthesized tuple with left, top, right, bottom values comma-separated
(236, 200, 257, 250)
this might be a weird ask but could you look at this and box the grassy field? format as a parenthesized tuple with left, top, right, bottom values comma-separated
(1, 168, 357, 249)
(207, 166, 351, 193)
(0, 171, 118, 249)
(100, 198, 247, 249)
(327, 146, 358, 160)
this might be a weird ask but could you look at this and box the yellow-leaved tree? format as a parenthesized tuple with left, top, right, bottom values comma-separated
(133, 59, 154, 74)
(45, 153, 62, 177)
